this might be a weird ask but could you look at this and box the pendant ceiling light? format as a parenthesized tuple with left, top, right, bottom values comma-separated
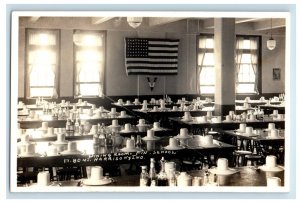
(127, 17, 143, 28)
(267, 18, 276, 50)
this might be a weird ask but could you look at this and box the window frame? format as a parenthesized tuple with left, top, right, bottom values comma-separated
(25, 28, 60, 99)
(196, 33, 215, 96)
(196, 34, 262, 96)
(235, 35, 262, 95)
(73, 30, 106, 98)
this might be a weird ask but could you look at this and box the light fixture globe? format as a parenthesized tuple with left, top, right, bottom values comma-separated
(127, 17, 143, 28)
(267, 37, 276, 50)
(267, 18, 276, 51)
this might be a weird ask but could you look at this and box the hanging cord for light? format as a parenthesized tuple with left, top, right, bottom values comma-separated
(267, 18, 276, 50)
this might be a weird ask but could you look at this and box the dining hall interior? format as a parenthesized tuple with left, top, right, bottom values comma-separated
(14, 13, 287, 190)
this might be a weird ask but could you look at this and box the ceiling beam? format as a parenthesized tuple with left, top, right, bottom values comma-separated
(235, 18, 260, 24)
(148, 17, 185, 27)
(91, 17, 114, 24)
(253, 19, 285, 31)
(28, 16, 40, 22)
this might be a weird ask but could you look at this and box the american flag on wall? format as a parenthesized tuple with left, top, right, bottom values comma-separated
(125, 38, 180, 75)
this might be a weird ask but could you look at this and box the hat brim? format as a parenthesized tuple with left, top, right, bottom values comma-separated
(118, 115, 130, 118)
(82, 178, 113, 186)
(209, 168, 238, 175)
(142, 136, 160, 141)
(60, 150, 82, 155)
(242, 133, 258, 137)
(164, 145, 185, 150)
(120, 129, 137, 133)
(150, 127, 164, 131)
(107, 125, 121, 128)
(174, 135, 192, 139)
(18, 153, 42, 157)
(258, 165, 284, 172)
(181, 118, 193, 122)
(200, 143, 221, 148)
(51, 141, 68, 145)
(120, 148, 142, 153)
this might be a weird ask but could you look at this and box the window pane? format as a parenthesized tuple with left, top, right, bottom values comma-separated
(203, 53, 214, 66)
(76, 50, 103, 62)
(74, 31, 104, 97)
(236, 84, 255, 93)
(241, 53, 251, 64)
(198, 37, 214, 49)
(29, 32, 56, 46)
(205, 38, 214, 49)
(30, 88, 54, 97)
(200, 67, 215, 85)
(200, 86, 215, 94)
(26, 29, 58, 98)
(243, 39, 251, 49)
(77, 62, 101, 82)
(79, 84, 101, 96)
(238, 64, 255, 83)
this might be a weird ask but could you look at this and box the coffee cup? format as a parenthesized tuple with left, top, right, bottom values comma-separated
(179, 128, 189, 137)
(138, 119, 146, 125)
(118, 99, 124, 105)
(245, 126, 253, 135)
(268, 123, 276, 130)
(270, 129, 279, 138)
(172, 106, 178, 111)
(123, 123, 132, 132)
(120, 111, 127, 117)
(169, 137, 178, 147)
(207, 111, 213, 118)
(153, 122, 160, 129)
(110, 108, 116, 114)
(239, 123, 246, 133)
(153, 106, 158, 111)
(90, 166, 104, 180)
(267, 177, 281, 187)
(126, 139, 135, 149)
(37, 171, 51, 186)
(249, 114, 255, 121)
(225, 115, 231, 122)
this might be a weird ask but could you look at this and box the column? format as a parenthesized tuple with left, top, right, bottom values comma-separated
(214, 18, 236, 116)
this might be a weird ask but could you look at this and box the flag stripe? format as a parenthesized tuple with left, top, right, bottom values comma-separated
(148, 52, 178, 57)
(127, 64, 177, 68)
(148, 47, 178, 51)
(125, 58, 178, 62)
(127, 69, 178, 72)
(125, 37, 179, 75)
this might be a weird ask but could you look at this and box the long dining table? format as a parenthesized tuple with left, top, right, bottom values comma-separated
(17, 166, 284, 189)
(168, 116, 285, 134)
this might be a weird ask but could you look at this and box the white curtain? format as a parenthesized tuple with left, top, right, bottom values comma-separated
(27, 30, 58, 98)
(197, 35, 209, 94)
(74, 31, 104, 97)
(250, 37, 259, 94)
(235, 36, 244, 88)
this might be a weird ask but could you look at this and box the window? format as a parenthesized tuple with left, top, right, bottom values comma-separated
(236, 36, 260, 94)
(26, 29, 59, 98)
(73, 30, 105, 97)
(197, 34, 215, 94)
(196, 35, 261, 95)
